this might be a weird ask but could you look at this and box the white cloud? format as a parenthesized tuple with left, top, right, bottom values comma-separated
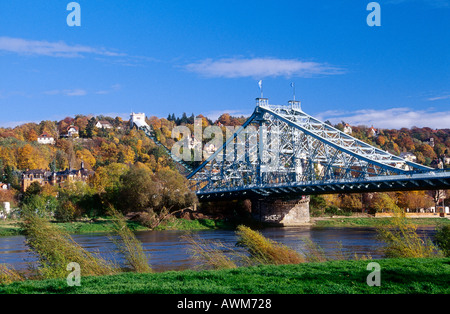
(316, 107, 450, 129)
(0, 36, 125, 58)
(427, 94, 450, 101)
(44, 89, 87, 96)
(185, 57, 345, 78)
(95, 84, 122, 95)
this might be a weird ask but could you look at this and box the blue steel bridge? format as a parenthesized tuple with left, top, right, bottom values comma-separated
(141, 98, 450, 202)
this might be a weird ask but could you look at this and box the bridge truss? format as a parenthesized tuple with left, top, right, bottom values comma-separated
(187, 99, 450, 200)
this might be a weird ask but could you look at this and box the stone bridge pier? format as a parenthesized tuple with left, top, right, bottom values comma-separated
(251, 196, 310, 226)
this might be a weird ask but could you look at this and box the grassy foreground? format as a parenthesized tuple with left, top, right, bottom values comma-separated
(1, 258, 449, 294)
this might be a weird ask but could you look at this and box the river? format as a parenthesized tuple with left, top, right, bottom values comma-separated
(0, 226, 437, 272)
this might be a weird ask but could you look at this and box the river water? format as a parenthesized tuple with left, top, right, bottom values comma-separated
(0, 226, 437, 272)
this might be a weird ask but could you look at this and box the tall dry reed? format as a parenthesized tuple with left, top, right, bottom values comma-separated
(20, 212, 117, 279)
(108, 207, 152, 273)
(0, 264, 24, 285)
(182, 234, 238, 270)
(236, 225, 305, 265)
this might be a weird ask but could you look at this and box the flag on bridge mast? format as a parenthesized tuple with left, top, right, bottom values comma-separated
(291, 82, 296, 101)
(258, 80, 263, 98)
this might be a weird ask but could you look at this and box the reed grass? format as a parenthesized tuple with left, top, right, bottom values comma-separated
(182, 234, 238, 270)
(235, 225, 305, 265)
(20, 212, 117, 280)
(0, 264, 24, 285)
(300, 237, 328, 263)
(108, 208, 152, 273)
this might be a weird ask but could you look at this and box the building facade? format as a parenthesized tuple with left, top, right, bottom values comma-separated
(21, 166, 94, 192)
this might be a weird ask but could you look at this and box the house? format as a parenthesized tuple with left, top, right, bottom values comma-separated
(67, 125, 79, 137)
(0, 202, 11, 220)
(431, 158, 444, 169)
(21, 164, 94, 192)
(444, 156, 450, 165)
(188, 135, 202, 150)
(95, 120, 113, 129)
(400, 152, 417, 163)
(130, 112, 149, 129)
(343, 123, 352, 135)
(21, 169, 53, 192)
(37, 132, 55, 145)
(368, 126, 378, 137)
(424, 138, 435, 147)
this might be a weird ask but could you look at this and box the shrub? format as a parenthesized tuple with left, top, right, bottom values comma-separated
(435, 225, 450, 257)
(376, 209, 443, 258)
(235, 225, 305, 265)
(324, 205, 341, 216)
(54, 200, 79, 222)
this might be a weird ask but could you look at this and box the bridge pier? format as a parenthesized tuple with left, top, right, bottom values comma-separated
(251, 196, 310, 226)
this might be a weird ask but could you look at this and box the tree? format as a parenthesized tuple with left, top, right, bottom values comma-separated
(337, 193, 363, 212)
(17, 144, 38, 169)
(118, 165, 160, 213)
(370, 192, 398, 213)
(398, 191, 433, 212)
(155, 168, 197, 211)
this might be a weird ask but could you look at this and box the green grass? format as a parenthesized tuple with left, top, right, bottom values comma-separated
(155, 218, 235, 231)
(0, 220, 22, 237)
(313, 217, 450, 228)
(1, 258, 449, 294)
(0, 218, 231, 237)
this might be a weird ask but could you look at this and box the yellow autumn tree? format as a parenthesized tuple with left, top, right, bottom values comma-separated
(76, 149, 96, 169)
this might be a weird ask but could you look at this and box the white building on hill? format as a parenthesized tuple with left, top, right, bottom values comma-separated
(130, 112, 149, 129)
(37, 132, 55, 145)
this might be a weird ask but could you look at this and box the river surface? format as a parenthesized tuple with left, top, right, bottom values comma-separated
(0, 226, 437, 272)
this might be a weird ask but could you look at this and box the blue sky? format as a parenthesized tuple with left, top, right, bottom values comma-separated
(0, 0, 449, 128)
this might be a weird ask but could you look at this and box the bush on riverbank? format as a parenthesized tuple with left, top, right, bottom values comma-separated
(376, 209, 443, 258)
(435, 225, 450, 257)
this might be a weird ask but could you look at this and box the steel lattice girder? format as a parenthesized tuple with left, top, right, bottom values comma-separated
(187, 100, 448, 198)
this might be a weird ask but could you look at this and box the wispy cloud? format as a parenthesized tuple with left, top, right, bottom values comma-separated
(95, 84, 122, 95)
(0, 36, 125, 58)
(43, 84, 121, 97)
(316, 107, 450, 129)
(427, 94, 450, 101)
(185, 57, 345, 78)
(43, 89, 87, 97)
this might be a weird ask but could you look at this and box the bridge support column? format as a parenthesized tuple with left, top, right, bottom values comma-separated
(251, 196, 310, 226)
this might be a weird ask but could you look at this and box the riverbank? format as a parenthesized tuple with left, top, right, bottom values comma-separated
(1, 257, 449, 294)
(1, 216, 449, 237)
(312, 217, 450, 228)
(0, 217, 235, 237)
